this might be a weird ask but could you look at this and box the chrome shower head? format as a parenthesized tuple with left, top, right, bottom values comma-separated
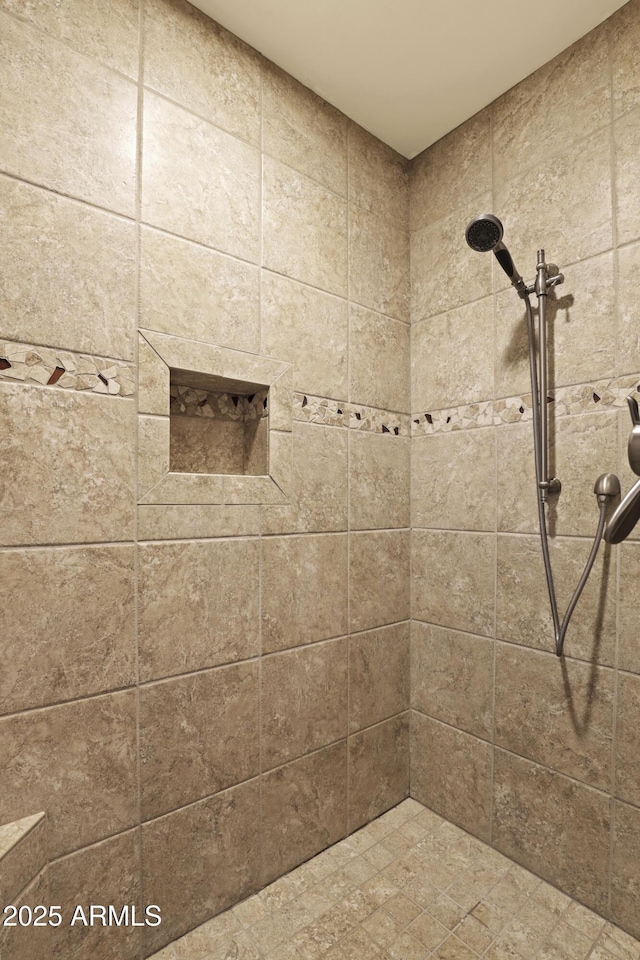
(465, 214, 504, 252)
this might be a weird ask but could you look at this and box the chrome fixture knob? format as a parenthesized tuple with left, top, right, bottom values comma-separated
(594, 473, 621, 499)
(627, 394, 640, 477)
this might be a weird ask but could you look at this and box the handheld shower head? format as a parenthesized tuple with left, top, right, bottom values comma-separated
(465, 214, 527, 298)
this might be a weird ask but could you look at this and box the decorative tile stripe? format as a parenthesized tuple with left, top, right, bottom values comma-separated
(0, 341, 135, 397)
(170, 385, 268, 421)
(293, 393, 410, 437)
(412, 374, 640, 436)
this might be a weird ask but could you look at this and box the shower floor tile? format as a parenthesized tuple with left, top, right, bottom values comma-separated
(149, 800, 640, 960)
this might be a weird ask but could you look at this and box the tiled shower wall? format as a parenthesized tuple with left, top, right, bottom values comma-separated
(0, 1, 411, 956)
(409, 0, 640, 941)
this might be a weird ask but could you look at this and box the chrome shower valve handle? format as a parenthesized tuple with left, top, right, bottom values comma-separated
(627, 393, 640, 477)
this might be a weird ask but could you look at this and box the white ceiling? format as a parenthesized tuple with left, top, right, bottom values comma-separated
(192, 0, 627, 159)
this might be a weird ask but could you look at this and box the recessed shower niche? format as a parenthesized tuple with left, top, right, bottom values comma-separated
(137, 330, 292, 505)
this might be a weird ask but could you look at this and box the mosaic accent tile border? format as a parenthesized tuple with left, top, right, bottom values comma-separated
(170, 385, 269, 421)
(412, 374, 640, 437)
(294, 393, 410, 437)
(0, 340, 135, 397)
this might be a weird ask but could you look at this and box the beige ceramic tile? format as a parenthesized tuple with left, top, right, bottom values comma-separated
(0, 384, 134, 546)
(262, 743, 347, 884)
(138, 504, 260, 540)
(0, 545, 135, 715)
(616, 108, 640, 247)
(496, 534, 617, 666)
(349, 530, 410, 633)
(612, 0, 640, 118)
(349, 206, 410, 323)
(349, 623, 410, 732)
(262, 638, 348, 769)
(0, 813, 46, 910)
(611, 800, 640, 940)
(144, 0, 260, 144)
(138, 334, 168, 416)
(492, 749, 611, 914)
(139, 227, 260, 352)
(138, 537, 260, 681)
(263, 156, 348, 297)
(140, 662, 260, 819)
(410, 193, 493, 322)
(617, 240, 640, 374)
(410, 110, 491, 233)
(350, 433, 410, 530)
(261, 272, 348, 398)
(411, 296, 494, 411)
(619, 543, 640, 674)
(142, 780, 261, 954)
(348, 715, 410, 832)
(0, 176, 136, 359)
(494, 643, 614, 790)
(412, 428, 496, 531)
(494, 286, 535, 400)
(263, 62, 348, 196)
(411, 622, 494, 740)
(0, 869, 51, 960)
(349, 123, 409, 228)
(349, 305, 410, 412)
(261, 534, 348, 653)
(170, 415, 245, 475)
(412, 530, 495, 637)
(0, 691, 137, 859)
(0, 12, 136, 215)
(614, 672, 640, 807)
(138, 414, 169, 499)
(142, 90, 260, 261)
(411, 712, 492, 842)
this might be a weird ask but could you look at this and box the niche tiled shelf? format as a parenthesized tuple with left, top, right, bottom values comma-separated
(138, 331, 292, 505)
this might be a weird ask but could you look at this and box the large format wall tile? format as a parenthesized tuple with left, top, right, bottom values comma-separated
(142, 91, 260, 261)
(349, 304, 410, 412)
(411, 623, 493, 740)
(349, 206, 410, 322)
(614, 671, 640, 807)
(144, 0, 260, 144)
(492, 750, 611, 914)
(619, 543, 640, 674)
(0, 545, 135, 715)
(611, 0, 640, 118)
(348, 714, 410, 831)
(413, 530, 495, 637)
(0, 12, 136, 216)
(0, 385, 134, 546)
(261, 743, 347, 884)
(614, 106, 640, 247)
(349, 530, 410, 632)
(138, 538, 260, 681)
(0, 691, 137, 859)
(616, 240, 640, 375)
(411, 712, 492, 842)
(263, 156, 348, 297)
(349, 124, 409, 229)
(142, 780, 261, 954)
(350, 432, 410, 530)
(0, 176, 136, 359)
(261, 534, 348, 653)
(349, 623, 410, 732)
(140, 662, 260, 819)
(262, 638, 348, 769)
(611, 800, 640, 939)
(0, 869, 51, 960)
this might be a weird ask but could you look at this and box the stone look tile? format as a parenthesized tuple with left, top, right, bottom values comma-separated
(263, 62, 348, 195)
(492, 749, 611, 914)
(0, 813, 46, 910)
(138, 538, 260, 681)
(617, 240, 640, 374)
(137, 504, 261, 540)
(349, 531, 410, 633)
(619, 543, 640, 674)
(494, 286, 536, 400)
(0, 12, 137, 215)
(349, 206, 410, 322)
(411, 712, 492, 842)
(611, 801, 640, 940)
(612, 0, 640, 117)
(0, 868, 51, 960)
(0, 176, 136, 359)
(349, 304, 410, 412)
(350, 432, 410, 530)
(142, 780, 261, 954)
(349, 623, 410, 732)
(615, 106, 640, 247)
(496, 534, 617, 666)
(494, 643, 614, 790)
(144, 0, 260, 144)
(142, 91, 260, 261)
(0, 384, 134, 546)
(263, 156, 348, 297)
(138, 414, 169, 499)
(411, 623, 493, 740)
(412, 429, 496, 531)
(348, 715, 410, 832)
(262, 743, 348, 884)
(349, 124, 409, 228)
(614, 672, 640, 807)
(49, 830, 140, 960)
(140, 662, 260, 819)
(0, 545, 135, 714)
(138, 335, 168, 416)
(412, 530, 495, 637)
(139, 227, 260, 352)
(261, 534, 348, 653)
(412, 296, 494, 411)
(262, 639, 348, 769)
(0, 691, 137, 859)
(262, 272, 348, 398)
